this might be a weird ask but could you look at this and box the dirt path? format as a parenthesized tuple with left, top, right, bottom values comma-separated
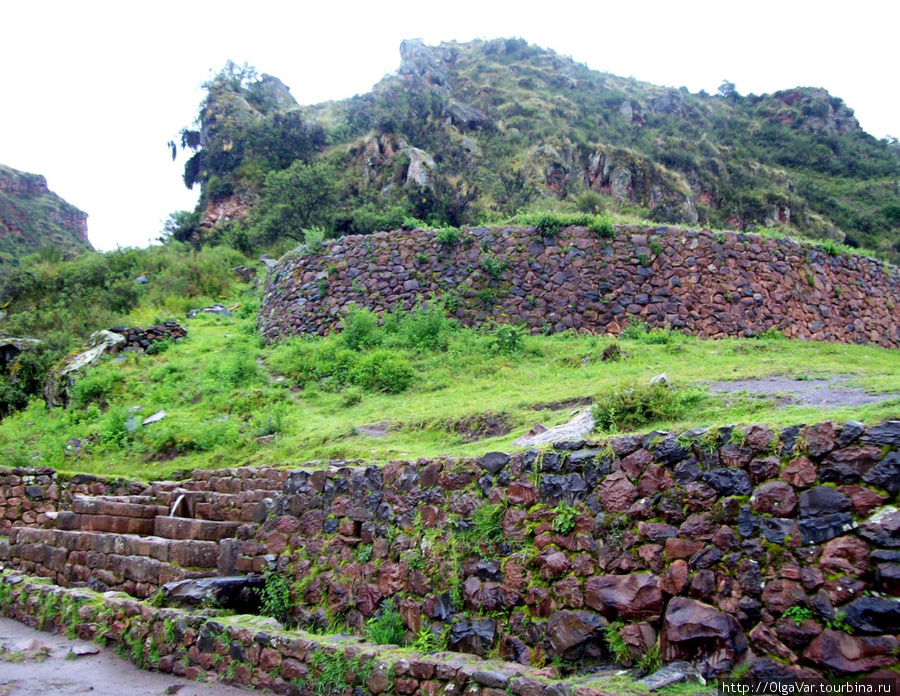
(0, 617, 246, 696)
(706, 376, 899, 408)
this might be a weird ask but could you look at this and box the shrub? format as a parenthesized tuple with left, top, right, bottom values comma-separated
(434, 227, 462, 245)
(350, 350, 415, 394)
(479, 253, 506, 279)
(593, 381, 708, 432)
(341, 307, 382, 351)
(575, 191, 605, 214)
(256, 570, 293, 623)
(588, 212, 615, 238)
(365, 600, 407, 645)
(340, 386, 363, 407)
(489, 323, 525, 356)
(397, 304, 454, 352)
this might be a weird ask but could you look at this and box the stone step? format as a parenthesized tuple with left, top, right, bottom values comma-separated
(71, 495, 168, 519)
(153, 516, 243, 542)
(8, 527, 222, 599)
(55, 511, 156, 535)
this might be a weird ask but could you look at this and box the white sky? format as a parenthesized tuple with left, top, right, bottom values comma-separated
(2, 0, 896, 251)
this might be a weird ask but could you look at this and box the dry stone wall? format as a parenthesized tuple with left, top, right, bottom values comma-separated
(2, 420, 900, 684)
(228, 420, 900, 681)
(258, 225, 900, 347)
(1, 572, 611, 696)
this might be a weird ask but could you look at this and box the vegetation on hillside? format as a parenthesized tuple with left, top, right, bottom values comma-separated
(169, 40, 900, 260)
(0, 294, 897, 479)
(0, 242, 250, 414)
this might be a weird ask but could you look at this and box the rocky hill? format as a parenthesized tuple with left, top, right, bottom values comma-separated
(0, 164, 92, 271)
(173, 40, 900, 260)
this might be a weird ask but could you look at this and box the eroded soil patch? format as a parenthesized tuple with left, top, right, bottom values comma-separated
(707, 376, 899, 408)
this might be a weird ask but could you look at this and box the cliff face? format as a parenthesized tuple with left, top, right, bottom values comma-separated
(0, 164, 91, 270)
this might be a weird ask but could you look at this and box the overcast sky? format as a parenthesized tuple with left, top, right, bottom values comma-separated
(2, 0, 897, 251)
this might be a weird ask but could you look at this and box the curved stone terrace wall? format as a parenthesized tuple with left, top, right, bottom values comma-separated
(258, 225, 900, 347)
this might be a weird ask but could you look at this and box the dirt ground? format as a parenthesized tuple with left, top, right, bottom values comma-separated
(706, 376, 899, 408)
(0, 617, 246, 696)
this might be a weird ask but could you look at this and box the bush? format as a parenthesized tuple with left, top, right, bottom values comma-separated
(340, 386, 363, 407)
(588, 212, 615, 238)
(341, 307, 382, 351)
(593, 381, 707, 432)
(350, 350, 415, 394)
(434, 227, 463, 245)
(397, 304, 455, 352)
(489, 323, 525, 356)
(365, 600, 407, 646)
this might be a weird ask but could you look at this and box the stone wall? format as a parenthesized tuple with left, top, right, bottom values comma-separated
(1, 572, 611, 696)
(258, 225, 900, 347)
(0, 467, 148, 532)
(3, 421, 900, 682)
(232, 420, 900, 681)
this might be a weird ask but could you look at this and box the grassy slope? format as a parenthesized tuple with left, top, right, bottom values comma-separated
(2, 297, 897, 481)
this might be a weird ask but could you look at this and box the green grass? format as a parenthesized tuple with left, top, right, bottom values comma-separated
(1, 307, 898, 479)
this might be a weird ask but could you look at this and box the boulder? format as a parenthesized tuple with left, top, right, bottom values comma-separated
(842, 597, 900, 634)
(448, 618, 495, 656)
(162, 576, 266, 613)
(406, 148, 436, 188)
(798, 486, 851, 518)
(861, 421, 900, 447)
(584, 573, 663, 621)
(43, 330, 125, 408)
(858, 507, 900, 547)
(863, 452, 900, 494)
(545, 609, 606, 656)
(661, 597, 748, 678)
(750, 481, 797, 516)
(701, 468, 752, 496)
(804, 630, 899, 673)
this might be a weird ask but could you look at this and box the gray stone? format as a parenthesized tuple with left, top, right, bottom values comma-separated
(863, 452, 900, 493)
(638, 662, 704, 691)
(861, 421, 900, 446)
(702, 468, 752, 496)
(478, 452, 509, 474)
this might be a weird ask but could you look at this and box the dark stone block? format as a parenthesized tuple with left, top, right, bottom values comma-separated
(843, 597, 900, 634)
(702, 468, 752, 496)
(800, 513, 854, 545)
(541, 452, 562, 473)
(759, 517, 796, 544)
(449, 618, 496, 656)
(555, 440, 586, 451)
(863, 452, 900, 494)
(655, 435, 691, 466)
(861, 421, 900, 447)
(779, 425, 804, 457)
(673, 457, 702, 485)
(737, 506, 758, 537)
(478, 474, 494, 498)
(690, 546, 724, 570)
(799, 487, 851, 518)
(541, 474, 588, 505)
(565, 449, 600, 470)
(837, 421, 865, 447)
(479, 452, 510, 474)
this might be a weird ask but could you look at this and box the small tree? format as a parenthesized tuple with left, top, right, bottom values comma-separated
(250, 160, 339, 244)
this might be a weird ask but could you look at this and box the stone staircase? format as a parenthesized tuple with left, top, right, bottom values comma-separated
(1, 467, 289, 598)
